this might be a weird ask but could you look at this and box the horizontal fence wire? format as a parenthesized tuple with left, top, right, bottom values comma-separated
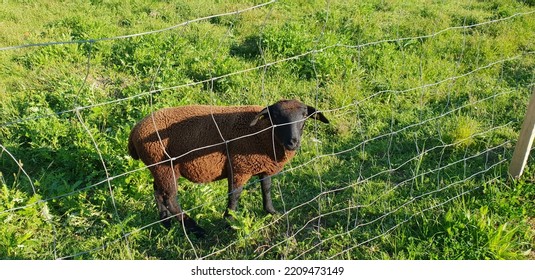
(1, 0, 534, 259)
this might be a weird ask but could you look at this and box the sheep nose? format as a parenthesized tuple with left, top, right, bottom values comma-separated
(286, 137, 300, 150)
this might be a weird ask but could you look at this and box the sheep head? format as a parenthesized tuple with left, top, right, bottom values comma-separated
(250, 99, 329, 151)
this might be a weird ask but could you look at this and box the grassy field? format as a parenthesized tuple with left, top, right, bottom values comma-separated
(1, 0, 535, 260)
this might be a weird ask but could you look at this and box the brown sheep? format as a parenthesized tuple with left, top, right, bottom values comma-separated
(128, 99, 329, 237)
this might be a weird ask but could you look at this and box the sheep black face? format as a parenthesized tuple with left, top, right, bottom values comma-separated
(250, 100, 330, 151)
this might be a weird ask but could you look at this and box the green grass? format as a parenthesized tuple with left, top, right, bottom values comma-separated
(1, 0, 534, 260)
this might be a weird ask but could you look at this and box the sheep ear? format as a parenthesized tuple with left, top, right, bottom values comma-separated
(250, 107, 269, 126)
(307, 106, 330, 124)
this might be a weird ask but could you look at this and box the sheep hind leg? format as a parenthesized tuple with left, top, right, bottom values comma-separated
(154, 184, 172, 228)
(153, 180, 206, 238)
(164, 190, 206, 238)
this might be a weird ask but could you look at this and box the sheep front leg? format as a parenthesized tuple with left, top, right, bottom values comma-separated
(260, 174, 277, 215)
(224, 179, 243, 219)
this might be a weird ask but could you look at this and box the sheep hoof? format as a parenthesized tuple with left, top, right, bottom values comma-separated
(184, 219, 206, 238)
(189, 226, 206, 238)
(161, 219, 172, 229)
(265, 208, 279, 215)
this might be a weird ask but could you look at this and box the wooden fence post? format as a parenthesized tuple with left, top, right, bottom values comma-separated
(509, 87, 535, 179)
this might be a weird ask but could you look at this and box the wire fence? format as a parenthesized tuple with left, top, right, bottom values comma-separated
(1, 0, 534, 259)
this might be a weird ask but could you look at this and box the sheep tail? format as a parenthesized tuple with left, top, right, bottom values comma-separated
(127, 133, 140, 160)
